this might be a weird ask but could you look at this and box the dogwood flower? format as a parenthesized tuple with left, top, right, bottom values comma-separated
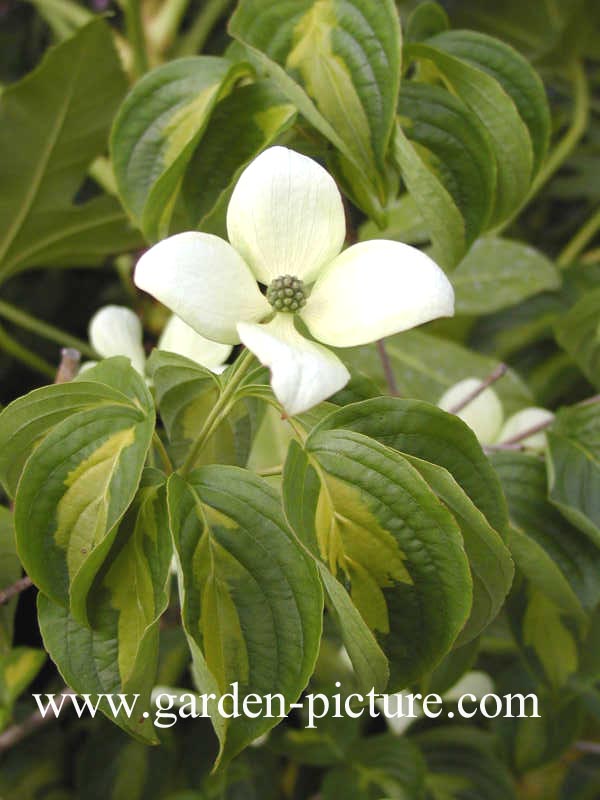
(438, 377, 554, 451)
(134, 146, 455, 416)
(85, 305, 231, 375)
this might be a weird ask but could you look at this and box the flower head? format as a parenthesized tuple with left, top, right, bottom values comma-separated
(86, 305, 230, 375)
(135, 146, 455, 415)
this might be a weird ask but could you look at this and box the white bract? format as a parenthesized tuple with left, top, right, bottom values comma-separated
(438, 377, 554, 451)
(86, 305, 231, 375)
(134, 146, 455, 416)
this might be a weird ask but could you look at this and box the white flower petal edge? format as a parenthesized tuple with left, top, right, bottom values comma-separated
(88, 305, 146, 375)
(237, 315, 350, 417)
(438, 378, 504, 445)
(227, 146, 346, 285)
(301, 240, 455, 347)
(158, 314, 232, 371)
(134, 232, 270, 345)
(499, 407, 554, 451)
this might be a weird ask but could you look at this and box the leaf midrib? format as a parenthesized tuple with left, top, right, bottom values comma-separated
(0, 41, 85, 267)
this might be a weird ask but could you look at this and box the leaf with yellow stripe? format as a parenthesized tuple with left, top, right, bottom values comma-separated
(229, 0, 402, 212)
(111, 56, 252, 241)
(167, 467, 323, 767)
(283, 429, 472, 689)
(38, 469, 172, 744)
(3, 358, 155, 621)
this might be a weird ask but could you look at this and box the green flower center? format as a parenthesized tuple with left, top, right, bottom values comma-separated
(266, 275, 307, 313)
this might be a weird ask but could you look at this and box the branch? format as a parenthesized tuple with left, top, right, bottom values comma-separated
(376, 340, 400, 396)
(485, 392, 600, 452)
(448, 364, 507, 414)
(0, 688, 76, 753)
(575, 741, 600, 755)
(0, 575, 32, 606)
(54, 347, 81, 384)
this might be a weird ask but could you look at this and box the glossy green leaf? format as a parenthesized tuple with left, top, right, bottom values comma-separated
(0, 507, 20, 653)
(167, 467, 323, 766)
(554, 288, 600, 390)
(283, 439, 389, 693)
(0, 20, 141, 279)
(404, 454, 513, 645)
(398, 81, 496, 247)
(312, 397, 509, 533)
(111, 56, 251, 241)
(5, 358, 155, 618)
(405, 39, 533, 224)
(341, 329, 533, 415)
(453, 237, 561, 314)
(425, 30, 550, 173)
(229, 0, 402, 207)
(491, 452, 600, 618)
(405, 1, 449, 42)
(393, 122, 466, 269)
(178, 80, 297, 235)
(37, 471, 172, 744)
(148, 350, 253, 469)
(287, 428, 472, 688)
(546, 402, 600, 545)
(322, 734, 426, 800)
(309, 398, 512, 644)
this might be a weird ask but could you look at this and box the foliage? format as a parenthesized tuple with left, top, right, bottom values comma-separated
(0, 0, 599, 797)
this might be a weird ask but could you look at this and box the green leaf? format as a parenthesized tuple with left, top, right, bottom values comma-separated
(405, 39, 534, 224)
(25, 0, 95, 41)
(5, 358, 155, 619)
(491, 451, 600, 618)
(0, 507, 20, 653)
(308, 398, 512, 644)
(358, 193, 429, 245)
(398, 81, 496, 248)
(148, 350, 253, 469)
(405, 1, 449, 42)
(416, 726, 517, 800)
(283, 439, 389, 693)
(37, 471, 172, 744)
(111, 56, 251, 241)
(0, 363, 151, 498)
(0, 20, 141, 279)
(0, 647, 46, 730)
(425, 30, 550, 173)
(404, 454, 513, 645)
(322, 734, 426, 800)
(546, 402, 600, 545)
(229, 0, 402, 207)
(286, 428, 472, 688)
(447, 0, 584, 62)
(178, 80, 297, 235)
(393, 122, 466, 269)
(554, 288, 600, 390)
(520, 587, 579, 687)
(452, 237, 561, 314)
(341, 329, 533, 415)
(166, 468, 323, 766)
(312, 397, 509, 533)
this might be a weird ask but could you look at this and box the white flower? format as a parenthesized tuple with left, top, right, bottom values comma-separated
(157, 314, 231, 374)
(134, 146, 455, 416)
(438, 377, 554, 451)
(438, 377, 504, 445)
(86, 305, 231, 375)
